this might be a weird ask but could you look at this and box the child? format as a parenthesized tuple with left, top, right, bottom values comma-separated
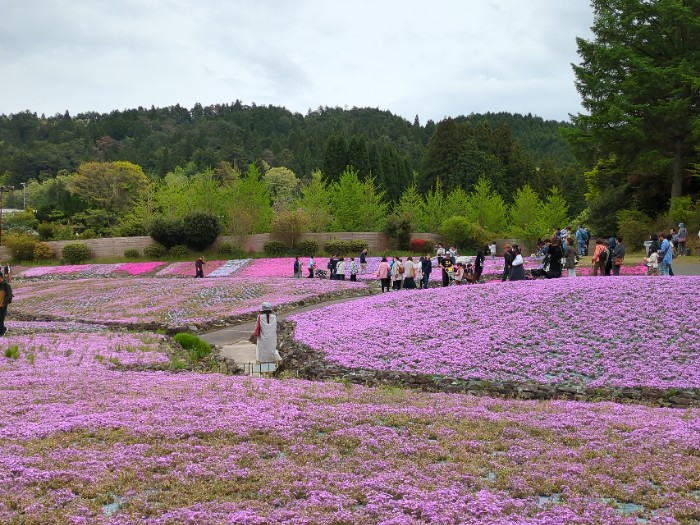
(349, 257, 359, 281)
(645, 248, 659, 276)
(489, 242, 496, 261)
(465, 262, 475, 284)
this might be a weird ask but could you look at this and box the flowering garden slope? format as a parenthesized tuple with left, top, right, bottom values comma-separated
(290, 276, 700, 394)
(11, 277, 369, 331)
(1, 334, 699, 524)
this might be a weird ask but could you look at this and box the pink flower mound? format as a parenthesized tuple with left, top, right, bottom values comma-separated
(13, 277, 366, 328)
(0, 346, 697, 523)
(291, 275, 700, 389)
(155, 260, 228, 277)
(19, 264, 118, 278)
(115, 262, 167, 275)
(236, 257, 331, 278)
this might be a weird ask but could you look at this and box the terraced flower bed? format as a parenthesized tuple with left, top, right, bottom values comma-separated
(11, 277, 369, 331)
(0, 337, 698, 524)
(290, 276, 700, 394)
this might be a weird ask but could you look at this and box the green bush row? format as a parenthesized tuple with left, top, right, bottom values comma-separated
(262, 239, 367, 257)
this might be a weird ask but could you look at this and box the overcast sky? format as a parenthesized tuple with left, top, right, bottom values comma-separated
(0, 0, 594, 124)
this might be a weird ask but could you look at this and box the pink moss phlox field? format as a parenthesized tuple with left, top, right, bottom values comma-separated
(12, 277, 366, 328)
(236, 257, 330, 278)
(0, 338, 698, 523)
(291, 276, 700, 389)
(154, 260, 228, 277)
(114, 261, 167, 275)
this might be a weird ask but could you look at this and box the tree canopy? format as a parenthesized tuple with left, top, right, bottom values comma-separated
(567, 0, 700, 206)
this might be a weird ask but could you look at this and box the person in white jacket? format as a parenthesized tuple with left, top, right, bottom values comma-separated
(335, 258, 346, 280)
(253, 302, 282, 363)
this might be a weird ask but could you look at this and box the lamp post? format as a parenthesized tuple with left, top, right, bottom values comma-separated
(0, 185, 15, 246)
(21, 182, 26, 210)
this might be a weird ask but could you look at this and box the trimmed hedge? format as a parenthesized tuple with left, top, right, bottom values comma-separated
(33, 242, 55, 261)
(124, 248, 140, 259)
(295, 239, 319, 257)
(144, 243, 167, 259)
(263, 241, 288, 257)
(169, 244, 190, 258)
(216, 242, 245, 258)
(61, 243, 91, 264)
(323, 239, 367, 256)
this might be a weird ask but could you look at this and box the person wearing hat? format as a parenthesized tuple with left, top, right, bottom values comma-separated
(250, 302, 282, 363)
(0, 272, 13, 336)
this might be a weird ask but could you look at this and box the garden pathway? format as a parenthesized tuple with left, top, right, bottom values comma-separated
(201, 260, 700, 372)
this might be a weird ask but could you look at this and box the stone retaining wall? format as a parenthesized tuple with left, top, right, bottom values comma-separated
(0, 232, 444, 260)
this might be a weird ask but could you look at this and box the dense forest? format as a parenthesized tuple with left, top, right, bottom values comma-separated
(0, 104, 580, 204)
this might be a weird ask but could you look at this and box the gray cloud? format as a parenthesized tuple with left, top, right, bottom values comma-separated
(0, 0, 593, 122)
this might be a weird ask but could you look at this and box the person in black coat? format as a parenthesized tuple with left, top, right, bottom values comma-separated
(474, 249, 485, 282)
(546, 237, 563, 278)
(501, 244, 513, 282)
(421, 253, 432, 289)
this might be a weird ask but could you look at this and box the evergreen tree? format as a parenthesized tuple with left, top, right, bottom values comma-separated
(294, 169, 333, 232)
(568, 0, 700, 202)
(393, 185, 425, 230)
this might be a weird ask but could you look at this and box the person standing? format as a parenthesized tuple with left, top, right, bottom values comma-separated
(678, 223, 688, 256)
(575, 224, 587, 256)
(359, 248, 368, 274)
(251, 302, 282, 363)
(194, 256, 205, 278)
(293, 256, 302, 278)
(474, 248, 485, 283)
(591, 239, 606, 276)
(403, 257, 417, 289)
(376, 257, 391, 292)
(489, 241, 497, 261)
(564, 239, 578, 277)
(335, 258, 346, 280)
(391, 257, 404, 290)
(611, 236, 625, 276)
(436, 243, 446, 268)
(509, 245, 526, 281)
(349, 257, 359, 281)
(546, 237, 563, 278)
(659, 234, 674, 276)
(421, 253, 432, 289)
(501, 244, 513, 282)
(307, 256, 316, 278)
(0, 273, 13, 336)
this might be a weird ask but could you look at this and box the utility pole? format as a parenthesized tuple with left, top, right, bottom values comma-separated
(21, 182, 26, 210)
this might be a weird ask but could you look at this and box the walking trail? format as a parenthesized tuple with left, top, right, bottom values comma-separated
(200, 259, 700, 372)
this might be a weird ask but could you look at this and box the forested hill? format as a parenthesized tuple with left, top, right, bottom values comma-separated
(0, 103, 578, 199)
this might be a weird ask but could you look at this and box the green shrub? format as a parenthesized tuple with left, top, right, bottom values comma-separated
(173, 332, 212, 361)
(295, 239, 319, 256)
(124, 248, 140, 259)
(4, 345, 19, 360)
(4, 233, 38, 262)
(144, 243, 167, 259)
(439, 216, 490, 251)
(169, 244, 190, 258)
(33, 242, 55, 262)
(182, 212, 221, 250)
(79, 228, 97, 239)
(150, 217, 185, 249)
(617, 210, 652, 252)
(61, 243, 91, 264)
(383, 213, 413, 251)
(263, 240, 288, 256)
(323, 239, 367, 255)
(216, 242, 245, 258)
(37, 222, 54, 241)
